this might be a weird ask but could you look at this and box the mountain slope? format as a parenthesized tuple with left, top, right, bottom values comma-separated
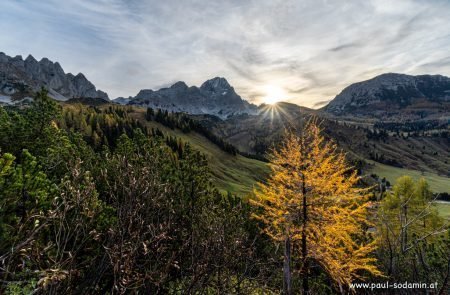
(95, 104, 269, 195)
(0, 52, 108, 103)
(117, 77, 257, 119)
(193, 102, 450, 177)
(193, 102, 316, 154)
(111, 102, 450, 194)
(324, 73, 450, 120)
(62, 97, 449, 193)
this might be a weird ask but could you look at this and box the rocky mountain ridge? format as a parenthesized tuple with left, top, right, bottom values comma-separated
(115, 77, 257, 119)
(0, 52, 108, 103)
(2, 50, 449, 123)
(324, 73, 450, 120)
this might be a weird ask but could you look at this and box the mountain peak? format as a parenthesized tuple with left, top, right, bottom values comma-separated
(0, 52, 109, 101)
(25, 54, 38, 63)
(170, 81, 188, 90)
(324, 73, 450, 119)
(75, 72, 87, 80)
(39, 57, 53, 66)
(128, 77, 256, 119)
(0, 52, 8, 62)
(200, 77, 231, 92)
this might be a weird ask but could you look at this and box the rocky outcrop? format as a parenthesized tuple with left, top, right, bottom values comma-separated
(124, 77, 257, 119)
(0, 52, 108, 102)
(324, 73, 450, 120)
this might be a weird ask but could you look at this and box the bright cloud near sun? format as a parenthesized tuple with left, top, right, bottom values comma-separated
(262, 85, 287, 105)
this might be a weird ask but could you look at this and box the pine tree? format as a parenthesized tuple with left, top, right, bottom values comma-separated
(377, 176, 446, 280)
(0, 150, 55, 283)
(251, 120, 381, 293)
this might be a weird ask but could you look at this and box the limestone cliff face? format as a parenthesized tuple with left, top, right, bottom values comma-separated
(0, 52, 108, 103)
(324, 73, 450, 119)
(119, 77, 257, 119)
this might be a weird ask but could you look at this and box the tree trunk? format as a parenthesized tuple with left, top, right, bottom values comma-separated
(301, 175, 309, 295)
(283, 236, 292, 295)
(438, 259, 450, 295)
(400, 201, 409, 253)
(404, 204, 408, 251)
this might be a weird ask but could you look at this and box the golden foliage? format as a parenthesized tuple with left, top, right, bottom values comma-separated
(251, 120, 381, 287)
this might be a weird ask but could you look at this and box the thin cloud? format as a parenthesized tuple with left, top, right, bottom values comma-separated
(329, 43, 362, 52)
(313, 100, 331, 108)
(286, 87, 311, 95)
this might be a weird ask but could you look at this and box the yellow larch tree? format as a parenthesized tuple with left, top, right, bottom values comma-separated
(251, 120, 381, 294)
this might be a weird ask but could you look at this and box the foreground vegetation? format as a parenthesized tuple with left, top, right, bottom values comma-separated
(0, 91, 448, 294)
(0, 90, 280, 293)
(252, 122, 381, 294)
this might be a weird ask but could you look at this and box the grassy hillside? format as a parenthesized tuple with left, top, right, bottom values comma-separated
(199, 104, 450, 177)
(367, 161, 450, 218)
(367, 160, 450, 193)
(128, 109, 270, 196)
(127, 107, 450, 197)
(436, 202, 450, 219)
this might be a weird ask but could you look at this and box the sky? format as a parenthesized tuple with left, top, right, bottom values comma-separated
(1, 0, 450, 108)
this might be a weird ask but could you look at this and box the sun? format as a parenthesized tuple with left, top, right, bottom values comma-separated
(262, 85, 286, 105)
